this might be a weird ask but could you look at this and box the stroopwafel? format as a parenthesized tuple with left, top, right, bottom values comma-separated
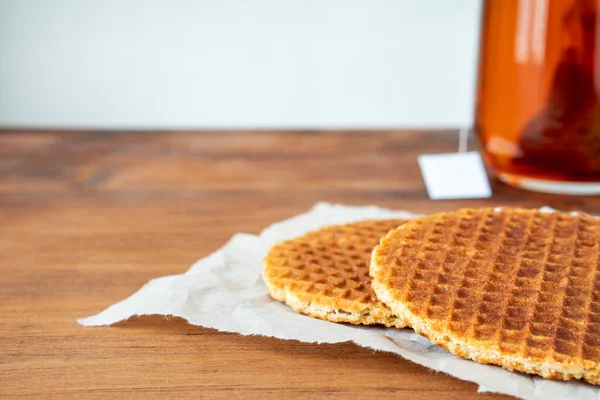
(263, 219, 407, 327)
(371, 208, 600, 384)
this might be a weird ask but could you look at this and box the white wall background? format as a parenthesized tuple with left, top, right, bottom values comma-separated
(0, 0, 481, 129)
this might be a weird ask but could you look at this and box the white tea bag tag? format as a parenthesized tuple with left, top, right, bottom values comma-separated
(418, 152, 492, 200)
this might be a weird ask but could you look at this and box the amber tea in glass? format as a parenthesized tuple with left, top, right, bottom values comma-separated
(475, 0, 600, 194)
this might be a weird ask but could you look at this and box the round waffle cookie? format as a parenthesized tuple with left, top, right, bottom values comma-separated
(263, 219, 408, 327)
(371, 208, 600, 385)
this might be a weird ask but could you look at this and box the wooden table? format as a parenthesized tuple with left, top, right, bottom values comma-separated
(1, 129, 596, 399)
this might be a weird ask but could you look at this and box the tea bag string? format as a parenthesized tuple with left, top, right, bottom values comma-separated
(458, 127, 469, 153)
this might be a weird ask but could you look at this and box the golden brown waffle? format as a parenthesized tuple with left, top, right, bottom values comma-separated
(263, 219, 408, 327)
(371, 208, 600, 385)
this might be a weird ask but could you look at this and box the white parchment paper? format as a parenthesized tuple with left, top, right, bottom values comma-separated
(79, 203, 600, 400)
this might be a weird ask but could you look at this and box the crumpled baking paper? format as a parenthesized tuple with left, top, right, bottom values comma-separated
(79, 203, 600, 400)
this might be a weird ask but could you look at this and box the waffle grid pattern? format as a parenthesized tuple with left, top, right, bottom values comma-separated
(263, 219, 407, 325)
(372, 208, 600, 384)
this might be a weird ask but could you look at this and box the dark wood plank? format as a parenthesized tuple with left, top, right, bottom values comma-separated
(1, 129, 594, 399)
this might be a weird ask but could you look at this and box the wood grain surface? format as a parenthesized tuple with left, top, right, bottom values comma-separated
(1, 129, 597, 399)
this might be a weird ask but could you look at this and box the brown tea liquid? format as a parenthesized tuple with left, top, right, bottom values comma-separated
(475, 0, 600, 193)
